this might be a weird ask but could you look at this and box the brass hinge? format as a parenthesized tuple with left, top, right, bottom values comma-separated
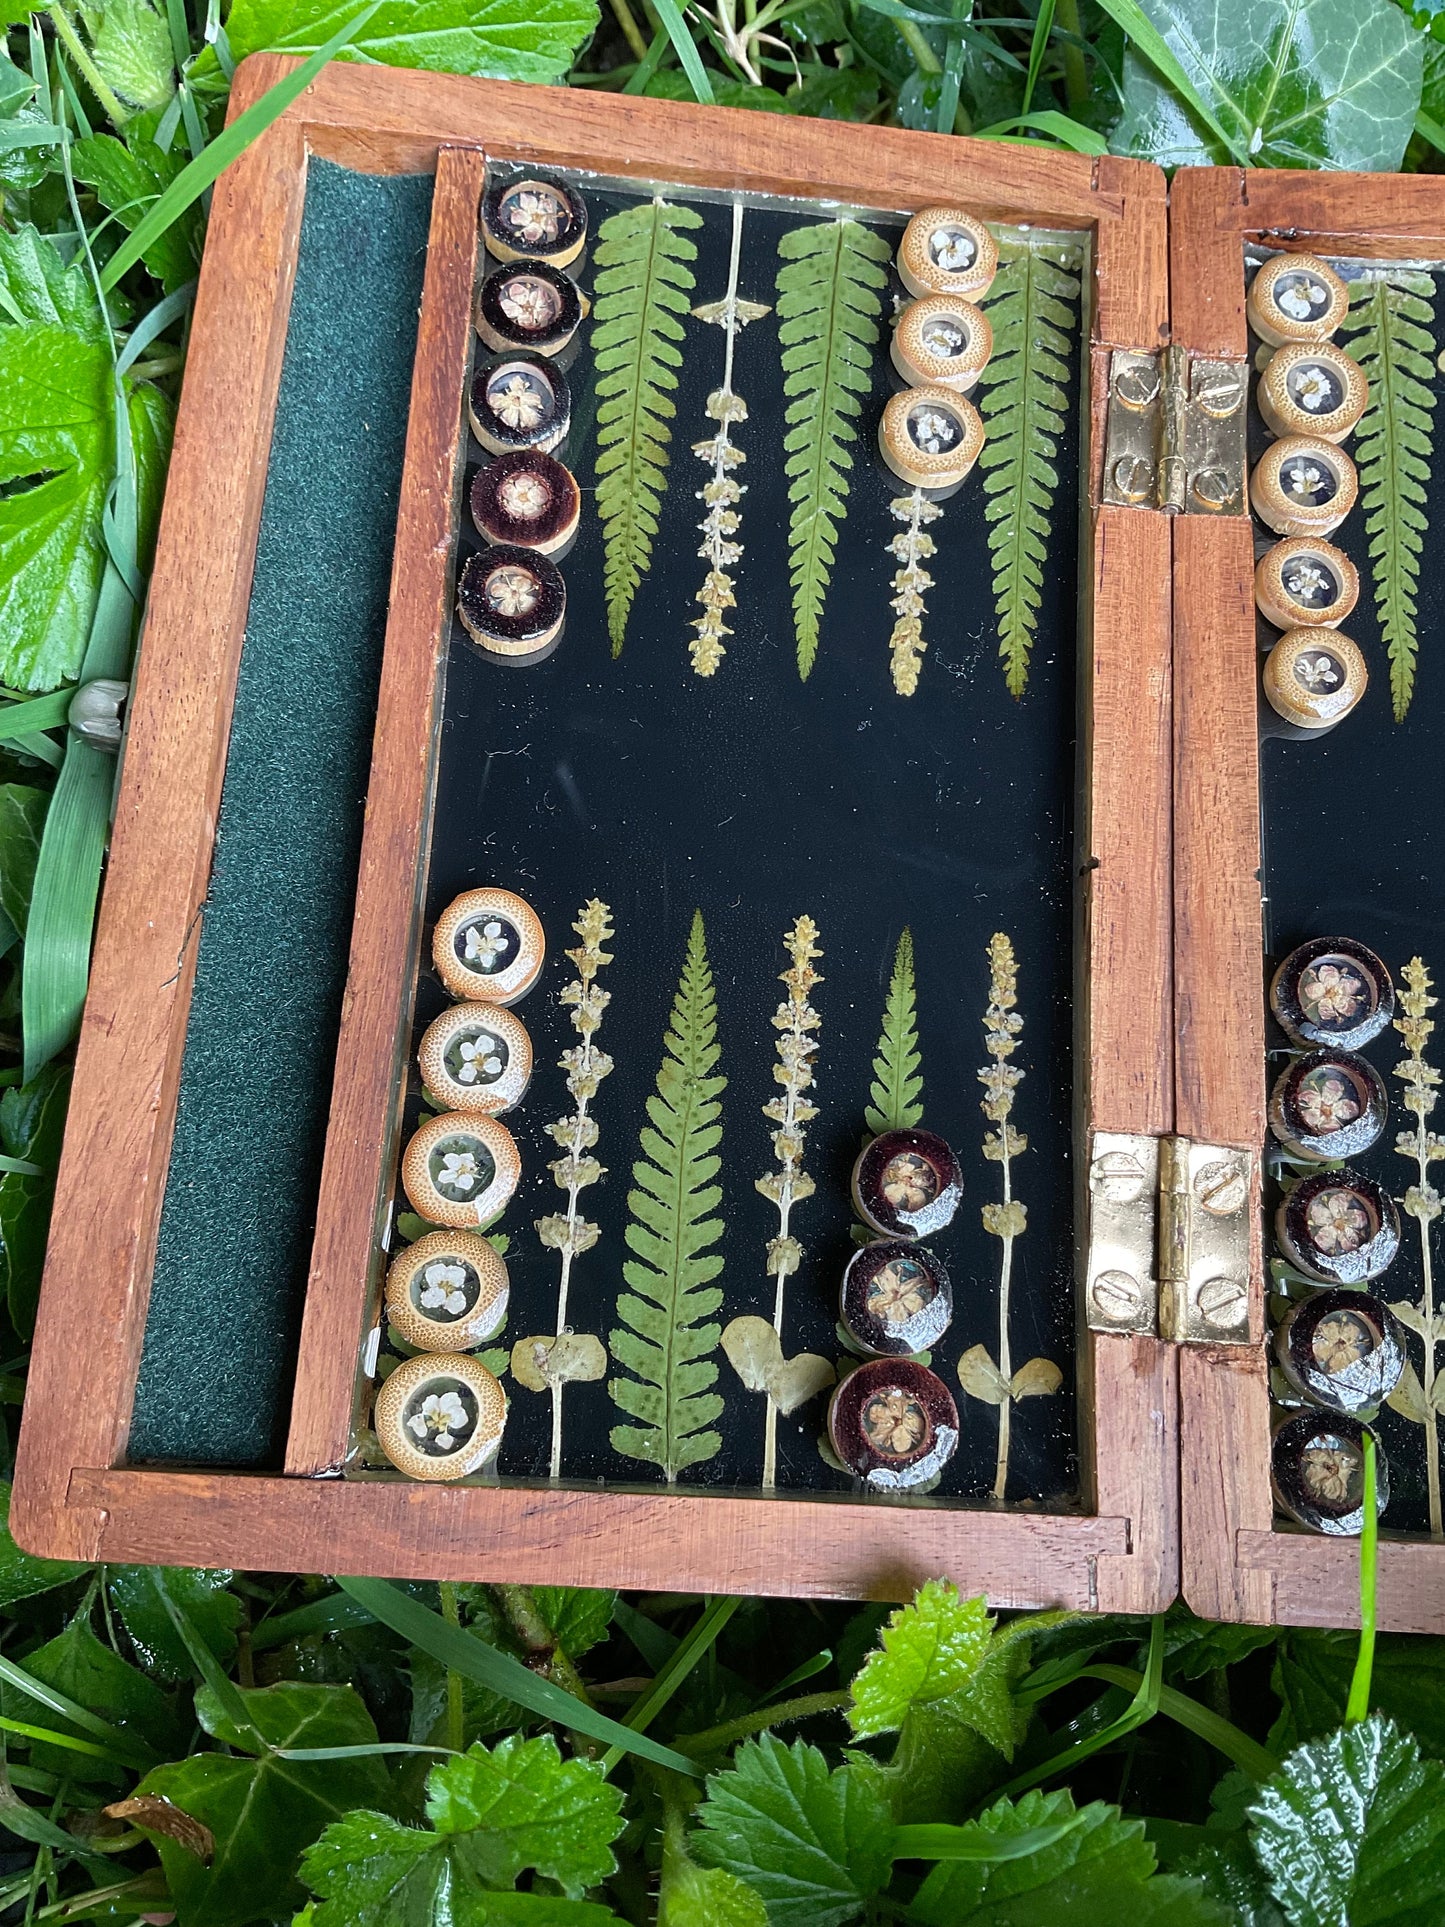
(1085, 1132, 1252, 1343)
(1100, 345, 1248, 516)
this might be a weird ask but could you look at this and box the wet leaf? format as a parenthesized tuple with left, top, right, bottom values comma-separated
(0, 1477, 85, 1609)
(107, 1566, 243, 1683)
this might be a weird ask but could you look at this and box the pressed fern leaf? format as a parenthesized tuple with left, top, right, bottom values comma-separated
(1339, 270, 1438, 721)
(865, 928, 923, 1135)
(775, 218, 890, 678)
(976, 238, 1081, 698)
(609, 909, 726, 1481)
(593, 199, 704, 655)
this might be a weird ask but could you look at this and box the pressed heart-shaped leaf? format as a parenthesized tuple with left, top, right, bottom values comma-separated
(1248, 1715, 1445, 1926)
(721, 1315, 835, 1414)
(1110, 0, 1423, 172)
(510, 1331, 606, 1392)
(135, 1682, 395, 1927)
(911, 1788, 1228, 1925)
(692, 1735, 894, 1927)
(957, 1344, 1011, 1406)
(226, 0, 602, 86)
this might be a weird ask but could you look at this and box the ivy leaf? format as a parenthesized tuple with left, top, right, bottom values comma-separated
(106, 1566, 243, 1683)
(91, 0, 177, 114)
(865, 928, 923, 1135)
(1109, 0, 1423, 171)
(609, 910, 726, 1481)
(774, 217, 889, 678)
(692, 1735, 894, 1927)
(73, 122, 200, 296)
(0, 1612, 184, 1780)
(1248, 1715, 1445, 1926)
(976, 237, 1080, 698)
(0, 1479, 85, 1609)
(849, 1581, 994, 1740)
(1338, 271, 1438, 722)
(0, 784, 49, 944)
(227, 0, 601, 81)
(911, 1788, 1228, 1925)
(591, 199, 702, 652)
(0, 1063, 68, 1338)
(133, 1682, 396, 1927)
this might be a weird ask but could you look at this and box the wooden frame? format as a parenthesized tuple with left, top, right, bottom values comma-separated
(12, 58, 1175, 1606)
(1172, 166, 1445, 1633)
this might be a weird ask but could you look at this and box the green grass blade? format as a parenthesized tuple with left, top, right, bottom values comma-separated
(600, 1596, 740, 1773)
(0, 694, 76, 743)
(893, 1813, 1087, 1862)
(648, 0, 714, 103)
(0, 1654, 157, 1770)
(335, 1577, 701, 1776)
(100, 0, 382, 292)
(22, 741, 114, 1084)
(1347, 1431, 1378, 1723)
(1089, 0, 1245, 163)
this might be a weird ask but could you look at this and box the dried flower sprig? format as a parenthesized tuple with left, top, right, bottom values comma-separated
(725, 915, 831, 1487)
(956, 932, 1059, 1501)
(886, 489, 942, 696)
(689, 200, 770, 678)
(526, 899, 615, 1478)
(1386, 955, 1445, 1532)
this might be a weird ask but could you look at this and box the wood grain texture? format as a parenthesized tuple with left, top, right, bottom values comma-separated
(1238, 1530, 1445, 1633)
(68, 1466, 1128, 1605)
(285, 146, 484, 1478)
(11, 74, 307, 1562)
(1179, 1345, 1275, 1624)
(1088, 1334, 1178, 1613)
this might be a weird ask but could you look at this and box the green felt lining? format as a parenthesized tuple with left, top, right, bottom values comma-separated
(128, 160, 434, 1467)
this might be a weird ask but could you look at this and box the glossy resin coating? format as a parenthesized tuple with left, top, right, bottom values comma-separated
(481, 173, 588, 269)
(1269, 1049, 1389, 1163)
(1271, 1410, 1388, 1535)
(475, 262, 583, 357)
(418, 1002, 533, 1114)
(840, 1240, 953, 1356)
(878, 384, 984, 489)
(1270, 937, 1394, 1050)
(432, 888, 545, 1004)
(852, 1129, 964, 1239)
(1257, 343, 1368, 443)
(402, 1111, 521, 1229)
(1249, 436, 1357, 538)
(470, 450, 580, 555)
(469, 354, 571, 456)
(1247, 252, 1350, 348)
(1274, 1288, 1405, 1416)
(457, 546, 567, 659)
(828, 1358, 960, 1490)
(375, 1352, 508, 1480)
(897, 207, 997, 301)
(1276, 1169, 1401, 1286)
(1255, 537, 1359, 630)
(385, 1229, 510, 1352)
(1262, 629, 1367, 731)
(891, 295, 993, 392)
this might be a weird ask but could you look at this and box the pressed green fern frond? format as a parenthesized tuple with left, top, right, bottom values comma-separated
(775, 218, 890, 678)
(865, 928, 923, 1136)
(1340, 270, 1438, 722)
(976, 238, 1081, 699)
(609, 909, 726, 1481)
(592, 199, 704, 655)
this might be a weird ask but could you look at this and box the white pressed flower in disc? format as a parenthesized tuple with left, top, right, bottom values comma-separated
(439, 1150, 480, 1195)
(492, 374, 545, 432)
(420, 1261, 470, 1316)
(408, 1390, 471, 1451)
(457, 1037, 503, 1084)
(465, 920, 507, 968)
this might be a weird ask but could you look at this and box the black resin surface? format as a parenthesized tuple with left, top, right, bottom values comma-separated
(399, 173, 1088, 1506)
(1254, 250, 1445, 1535)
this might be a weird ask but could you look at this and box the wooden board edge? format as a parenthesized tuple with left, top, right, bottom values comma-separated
(68, 1466, 1129, 1606)
(11, 116, 311, 1566)
(1179, 1343, 1275, 1624)
(285, 145, 483, 1477)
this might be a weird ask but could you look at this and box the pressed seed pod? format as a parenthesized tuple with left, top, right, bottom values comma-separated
(375, 1352, 508, 1480)
(1262, 629, 1368, 731)
(432, 887, 544, 1005)
(1250, 436, 1358, 537)
(385, 1229, 510, 1352)
(1276, 1170, 1401, 1287)
(1257, 342, 1368, 443)
(828, 1357, 959, 1490)
(470, 451, 580, 556)
(476, 262, 583, 357)
(852, 1128, 963, 1240)
(1271, 1410, 1388, 1534)
(469, 355, 571, 456)
(839, 1240, 952, 1357)
(1270, 937, 1394, 1051)
(418, 1003, 532, 1115)
(457, 546, 566, 661)
(402, 1112, 521, 1229)
(481, 174, 587, 270)
(1275, 1289, 1404, 1415)
(1248, 253, 1350, 348)
(878, 385, 984, 489)
(1268, 1048, 1389, 1163)
(897, 208, 997, 301)
(891, 295, 992, 392)
(1255, 537, 1359, 630)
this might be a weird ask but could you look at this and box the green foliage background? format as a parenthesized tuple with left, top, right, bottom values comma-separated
(0, 0, 1443, 1917)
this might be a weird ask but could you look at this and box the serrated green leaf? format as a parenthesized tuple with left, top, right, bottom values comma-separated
(865, 928, 922, 1135)
(134, 1681, 395, 1927)
(774, 217, 889, 678)
(0, 225, 105, 341)
(226, 0, 601, 81)
(529, 1587, 617, 1661)
(0, 1479, 85, 1609)
(427, 1735, 625, 1896)
(1248, 1715, 1445, 1927)
(591, 198, 701, 652)
(609, 910, 726, 1480)
(977, 238, 1079, 699)
(1271, 1630, 1445, 1762)
(911, 1788, 1229, 1926)
(73, 123, 199, 294)
(1109, 0, 1423, 172)
(91, 0, 177, 114)
(1339, 272, 1438, 722)
(660, 1847, 768, 1927)
(692, 1734, 894, 1927)
(849, 1580, 993, 1739)
(107, 1566, 243, 1683)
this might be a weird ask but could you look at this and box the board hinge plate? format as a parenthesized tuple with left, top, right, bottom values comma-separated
(1100, 345, 1247, 516)
(1085, 1132, 1252, 1342)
